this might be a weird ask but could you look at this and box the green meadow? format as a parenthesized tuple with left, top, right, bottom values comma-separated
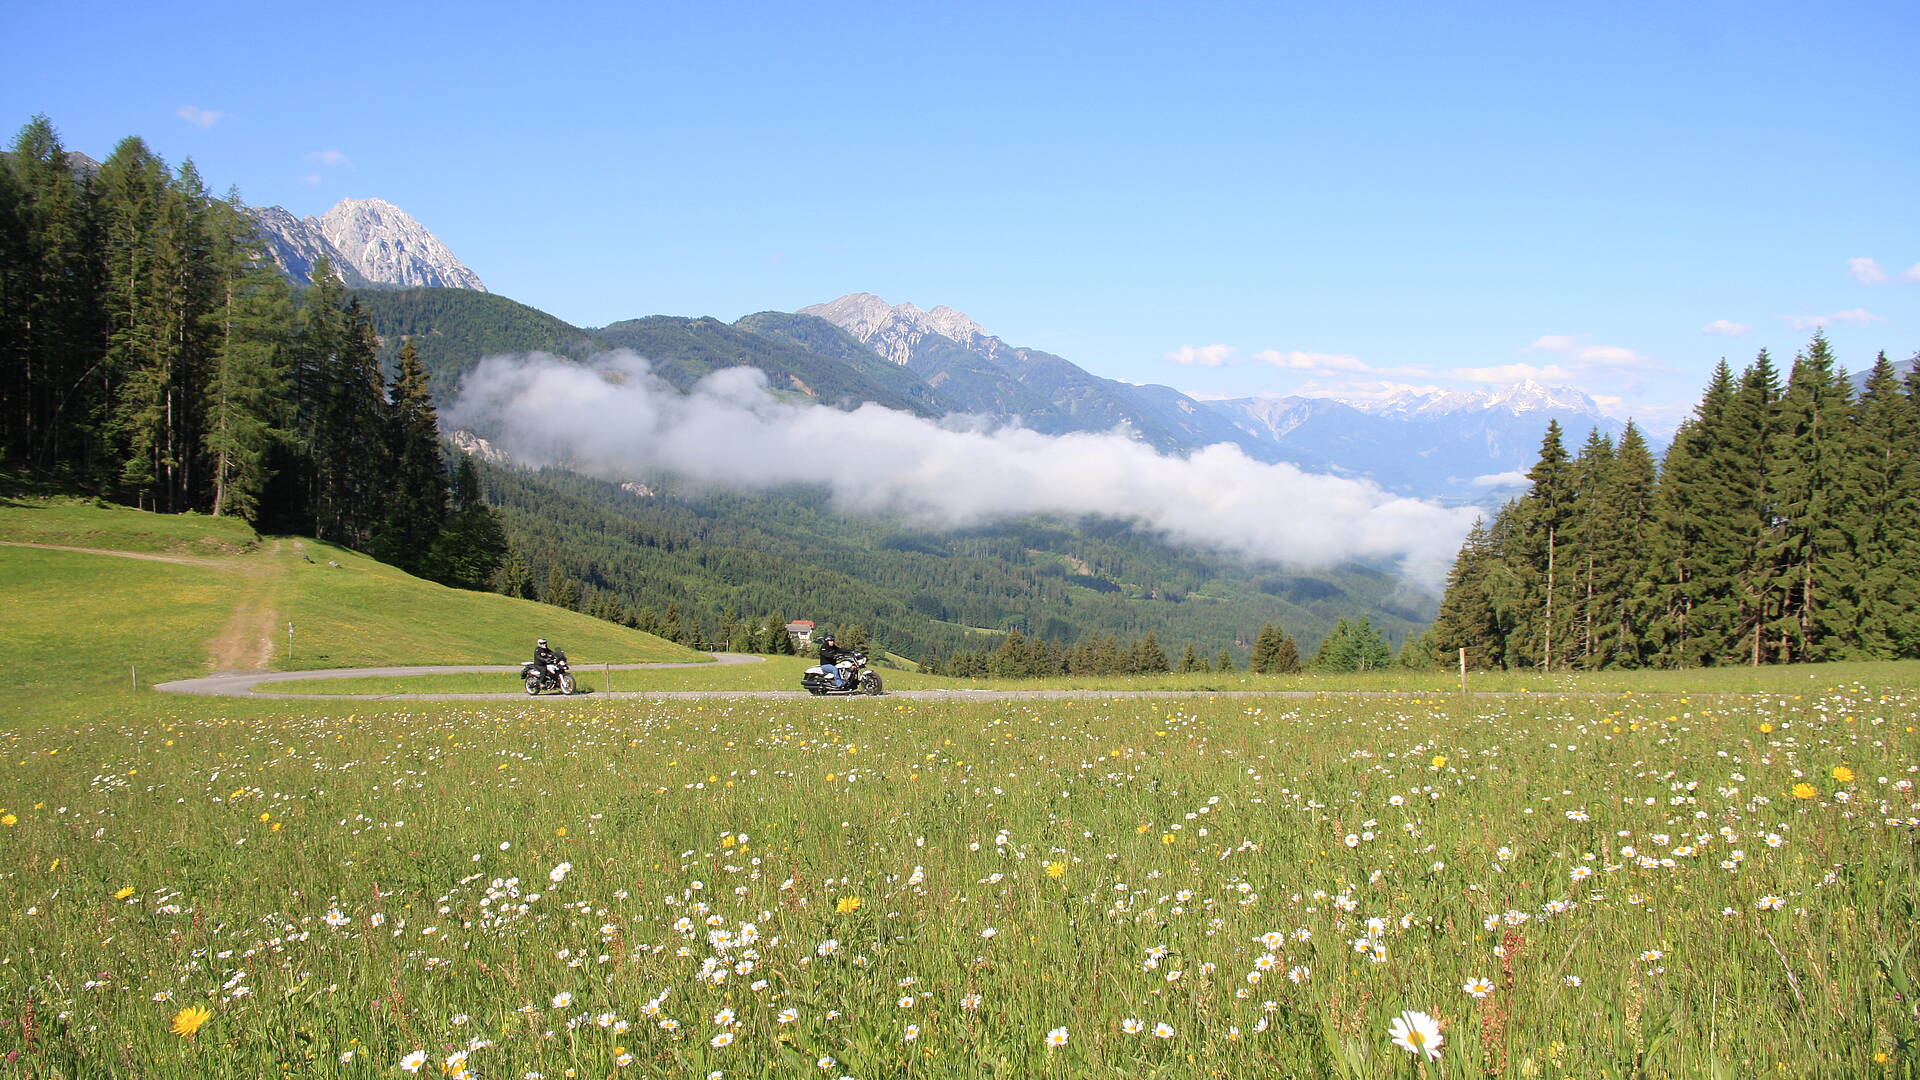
(1, 501, 1916, 1078)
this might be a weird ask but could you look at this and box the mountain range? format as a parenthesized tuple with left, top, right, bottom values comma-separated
(262, 198, 1636, 505)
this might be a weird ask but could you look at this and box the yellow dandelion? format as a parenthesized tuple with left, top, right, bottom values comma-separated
(1832, 765, 1854, 783)
(1045, 861, 1066, 878)
(1162, 833, 1177, 845)
(1791, 782, 1817, 800)
(1759, 723, 1774, 733)
(0, 813, 14, 826)
(114, 886, 135, 900)
(171, 1004, 212, 1038)
(1431, 755, 1447, 769)
(835, 896, 863, 914)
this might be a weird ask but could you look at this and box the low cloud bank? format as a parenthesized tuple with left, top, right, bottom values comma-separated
(446, 352, 1478, 586)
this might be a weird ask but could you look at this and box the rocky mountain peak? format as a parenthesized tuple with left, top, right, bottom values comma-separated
(799, 293, 1008, 366)
(249, 198, 485, 292)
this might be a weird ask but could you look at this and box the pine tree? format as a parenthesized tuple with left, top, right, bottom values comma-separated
(371, 339, 449, 572)
(1179, 643, 1202, 673)
(1271, 634, 1301, 674)
(1592, 422, 1658, 666)
(1504, 422, 1575, 669)
(1838, 353, 1920, 657)
(200, 195, 288, 520)
(1249, 624, 1279, 673)
(1215, 647, 1236, 673)
(1425, 518, 1505, 668)
(430, 456, 508, 589)
(1764, 334, 1852, 662)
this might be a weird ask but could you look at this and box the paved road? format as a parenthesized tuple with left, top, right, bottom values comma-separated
(154, 653, 784, 700)
(153, 659, 1599, 702)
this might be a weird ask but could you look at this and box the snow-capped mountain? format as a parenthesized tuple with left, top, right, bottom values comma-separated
(250, 198, 486, 291)
(800, 292, 1640, 504)
(1345, 380, 1606, 420)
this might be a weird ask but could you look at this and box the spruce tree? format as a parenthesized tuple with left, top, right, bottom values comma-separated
(371, 339, 449, 571)
(1764, 334, 1852, 661)
(1504, 422, 1575, 669)
(1835, 352, 1919, 657)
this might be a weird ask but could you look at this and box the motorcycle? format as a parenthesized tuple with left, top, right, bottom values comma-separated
(521, 652, 576, 695)
(801, 651, 884, 696)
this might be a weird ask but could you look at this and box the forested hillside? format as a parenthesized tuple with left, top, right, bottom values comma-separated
(1426, 337, 1920, 668)
(474, 460, 1431, 664)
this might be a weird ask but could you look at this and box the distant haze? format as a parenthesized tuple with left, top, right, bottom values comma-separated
(446, 352, 1480, 586)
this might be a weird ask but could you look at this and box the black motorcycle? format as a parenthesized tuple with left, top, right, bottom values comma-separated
(521, 652, 576, 695)
(801, 651, 884, 696)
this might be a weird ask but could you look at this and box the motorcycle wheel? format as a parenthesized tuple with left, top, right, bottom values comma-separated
(863, 673, 884, 696)
(559, 673, 576, 695)
(524, 676, 542, 696)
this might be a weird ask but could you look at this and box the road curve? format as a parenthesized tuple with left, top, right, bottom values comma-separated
(153, 660, 1619, 702)
(155, 653, 773, 700)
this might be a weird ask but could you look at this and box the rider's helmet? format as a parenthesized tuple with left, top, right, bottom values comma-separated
(537, 638, 548, 648)
(822, 634, 836, 645)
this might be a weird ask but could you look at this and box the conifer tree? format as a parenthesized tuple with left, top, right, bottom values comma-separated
(1215, 647, 1235, 673)
(1838, 353, 1920, 657)
(371, 339, 449, 571)
(1764, 334, 1852, 662)
(200, 195, 288, 520)
(1504, 422, 1575, 669)
(1425, 519, 1504, 668)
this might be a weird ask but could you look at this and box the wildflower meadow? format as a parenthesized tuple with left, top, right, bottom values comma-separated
(1, 687, 1915, 1078)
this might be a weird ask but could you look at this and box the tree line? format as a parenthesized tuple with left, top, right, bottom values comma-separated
(1422, 336, 1920, 669)
(0, 116, 505, 587)
(923, 616, 1396, 679)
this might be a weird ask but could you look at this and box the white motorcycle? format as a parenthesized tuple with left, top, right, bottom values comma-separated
(801, 651, 884, 696)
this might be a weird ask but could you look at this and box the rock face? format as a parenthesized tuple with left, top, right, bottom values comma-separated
(249, 198, 485, 291)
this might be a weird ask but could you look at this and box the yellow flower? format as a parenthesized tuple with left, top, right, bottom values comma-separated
(1791, 782, 1817, 800)
(1832, 765, 1855, 783)
(1430, 755, 1447, 769)
(554, 826, 568, 837)
(171, 1004, 212, 1038)
(114, 886, 135, 900)
(0, 813, 15, 826)
(1759, 723, 1774, 734)
(835, 896, 863, 914)
(1045, 861, 1066, 878)
(1162, 833, 1177, 845)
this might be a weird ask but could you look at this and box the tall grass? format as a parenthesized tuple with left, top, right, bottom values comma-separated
(0, 687, 1912, 1077)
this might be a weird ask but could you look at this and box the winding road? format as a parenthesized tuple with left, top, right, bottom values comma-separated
(152, 654, 1385, 702)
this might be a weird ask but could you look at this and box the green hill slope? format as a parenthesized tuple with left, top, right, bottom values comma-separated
(349, 287, 603, 389)
(0, 499, 703, 701)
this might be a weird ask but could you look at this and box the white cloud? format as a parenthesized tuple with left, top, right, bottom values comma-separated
(1449, 362, 1576, 383)
(1471, 471, 1530, 488)
(1524, 333, 1651, 371)
(1905, 263, 1920, 282)
(1848, 257, 1888, 285)
(302, 173, 324, 186)
(1702, 319, 1749, 336)
(176, 106, 227, 128)
(1165, 344, 1236, 367)
(306, 149, 349, 167)
(446, 352, 1479, 586)
(1252, 349, 1371, 375)
(1781, 308, 1882, 330)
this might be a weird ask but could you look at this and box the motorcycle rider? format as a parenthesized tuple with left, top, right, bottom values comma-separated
(533, 638, 561, 682)
(816, 634, 850, 689)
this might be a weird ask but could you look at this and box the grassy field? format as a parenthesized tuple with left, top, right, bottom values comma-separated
(0, 499, 703, 704)
(5, 499, 1919, 1077)
(0, 687, 1914, 1077)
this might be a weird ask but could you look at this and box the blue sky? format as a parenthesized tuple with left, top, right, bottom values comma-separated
(6, 0, 1916, 429)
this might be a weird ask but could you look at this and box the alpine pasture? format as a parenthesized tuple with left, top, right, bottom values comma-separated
(2, 506, 1917, 1078)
